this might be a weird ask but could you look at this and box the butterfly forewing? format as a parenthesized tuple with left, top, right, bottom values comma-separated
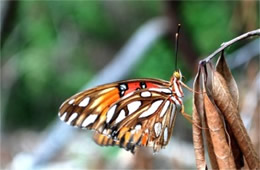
(59, 79, 169, 128)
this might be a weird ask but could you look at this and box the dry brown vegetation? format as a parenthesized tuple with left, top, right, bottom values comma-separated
(192, 30, 260, 169)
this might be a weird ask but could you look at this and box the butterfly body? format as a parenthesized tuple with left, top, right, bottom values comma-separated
(59, 71, 184, 153)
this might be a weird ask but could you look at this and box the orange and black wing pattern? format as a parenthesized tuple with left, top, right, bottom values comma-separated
(58, 78, 181, 153)
(92, 92, 178, 153)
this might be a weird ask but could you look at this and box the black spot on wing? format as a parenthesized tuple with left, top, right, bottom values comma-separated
(118, 83, 128, 97)
(140, 82, 147, 89)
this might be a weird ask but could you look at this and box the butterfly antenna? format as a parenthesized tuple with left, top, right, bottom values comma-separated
(175, 24, 181, 71)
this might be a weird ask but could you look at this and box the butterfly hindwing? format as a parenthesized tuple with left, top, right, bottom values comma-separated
(92, 89, 179, 152)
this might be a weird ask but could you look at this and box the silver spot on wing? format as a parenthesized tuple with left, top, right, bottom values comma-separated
(60, 112, 67, 121)
(82, 114, 98, 127)
(127, 101, 141, 115)
(140, 91, 152, 97)
(106, 105, 117, 123)
(79, 97, 90, 107)
(154, 122, 162, 137)
(115, 110, 126, 124)
(68, 99, 75, 105)
(139, 100, 163, 118)
(160, 100, 170, 117)
(163, 127, 168, 144)
(149, 88, 172, 94)
(67, 112, 78, 124)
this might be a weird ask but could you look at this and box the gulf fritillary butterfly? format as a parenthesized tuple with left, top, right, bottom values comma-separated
(58, 70, 185, 153)
(58, 24, 186, 153)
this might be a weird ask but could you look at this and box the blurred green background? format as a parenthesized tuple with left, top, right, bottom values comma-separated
(1, 1, 259, 169)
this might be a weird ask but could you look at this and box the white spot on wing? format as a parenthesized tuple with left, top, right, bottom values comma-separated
(160, 100, 170, 117)
(82, 114, 98, 127)
(79, 97, 90, 107)
(135, 124, 142, 130)
(139, 100, 163, 118)
(68, 99, 75, 105)
(106, 105, 117, 123)
(67, 112, 78, 124)
(164, 127, 168, 143)
(115, 110, 126, 123)
(154, 122, 162, 137)
(119, 84, 127, 90)
(149, 88, 172, 94)
(130, 129, 136, 134)
(141, 91, 152, 97)
(103, 129, 109, 135)
(60, 112, 67, 121)
(127, 101, 141, 115)
(148, 141, 154, 147)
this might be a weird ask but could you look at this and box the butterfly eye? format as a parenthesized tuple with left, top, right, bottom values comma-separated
(173, 71, 181, 80)
(182, 76, 186, 81)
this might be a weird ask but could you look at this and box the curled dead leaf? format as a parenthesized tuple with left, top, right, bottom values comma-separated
(216, 53, 244, 168)
(212, 71, 259, 169)
(216, 52, 239, 107)
(202, 64, 219, 169)
(203, 86, 236, 169)
(192, 69, 207, 170)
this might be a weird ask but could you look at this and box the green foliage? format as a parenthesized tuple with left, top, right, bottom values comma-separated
(181, 2, 235, 55)
(131, 38, 175, 80)
(131, 38, 192, 81)
(2, 1, 243, 131)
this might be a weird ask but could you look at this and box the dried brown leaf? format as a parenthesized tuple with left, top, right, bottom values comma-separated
(203, 69, 235, 169)
(212, 71, 260, 169)
(192, 70, 207, 170)
(203, 123, 219, 170)
(216, 52, 239, 106)
(202, 64, 220, 169)
(216, 53, 244, 168)
(204, 84, 236, 168)
(226, 122, 245, 169)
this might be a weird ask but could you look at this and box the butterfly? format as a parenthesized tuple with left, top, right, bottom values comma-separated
(58, 70, 186, 153)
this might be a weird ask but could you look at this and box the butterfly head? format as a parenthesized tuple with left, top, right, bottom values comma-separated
(173, 69, 182, 81)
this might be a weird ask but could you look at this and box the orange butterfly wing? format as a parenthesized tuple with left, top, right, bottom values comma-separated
(58, 78, 181, 153)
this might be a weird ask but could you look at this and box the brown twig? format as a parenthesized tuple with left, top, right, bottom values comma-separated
(200, 29, 260, 63)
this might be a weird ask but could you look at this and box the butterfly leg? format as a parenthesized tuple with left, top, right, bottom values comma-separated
(181, 106, 206, 130)
(180, 105, 193, 123)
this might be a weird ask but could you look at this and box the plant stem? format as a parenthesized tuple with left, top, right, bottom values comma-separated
(201, 29, 260, 63)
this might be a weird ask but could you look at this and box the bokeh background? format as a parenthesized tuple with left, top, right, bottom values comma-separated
(1, 1, 259, 169)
